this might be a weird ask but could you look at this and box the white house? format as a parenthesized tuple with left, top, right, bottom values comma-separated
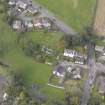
(64, 49, 76, 58)
(12, 20, 22, 30)
(8, 0, 16, 6)
(95, 45, 104, 52)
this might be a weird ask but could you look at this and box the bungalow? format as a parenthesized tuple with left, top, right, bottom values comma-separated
(64, 49, 76, 58)
(12, 20, 23, 30)
(16, 0, 28, 10)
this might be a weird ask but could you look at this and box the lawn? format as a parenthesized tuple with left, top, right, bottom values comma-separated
(4, 48, 65, 103)
(25, 31, 63, 50)
(34, 0, 96, 33)
(0, 14, 65, 103)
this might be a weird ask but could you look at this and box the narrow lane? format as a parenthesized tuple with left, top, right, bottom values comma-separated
(81, 43, 96, 105)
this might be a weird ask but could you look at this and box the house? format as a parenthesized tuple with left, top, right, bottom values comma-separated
(27, 6, 39, 14)
(95, 45, 105, 56)
(12, 20, 23, 30)
(8, 0, 16, 6)
(75, 52, 84, 58)
(102, 47, 105, 56)
(53, 66, 66, 77)
(74, 57, 85, 65)
(53, 61, 72, 77)
(64, 49, 76, 58)
(33, 18, 43, 29)
(41, 18, 51, 29)
(24, 20, 33, 29)
(42, 46, 55, 55)
(72, 68, 81, 79)
(33, 17, 52, 29)
(16, 0, 28, 10)
(95, 45, 104, 53)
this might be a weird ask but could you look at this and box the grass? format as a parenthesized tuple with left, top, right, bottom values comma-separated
(34, 0, 96, 33)
(0, 14, 65, 103)
(0, 0, 96, 103)
(4, 47, 65, 103)
(25, 31, 63, 49)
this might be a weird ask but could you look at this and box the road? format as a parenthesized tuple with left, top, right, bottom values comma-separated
(18, 0, 77, 36)
(81, 43, 96, 105)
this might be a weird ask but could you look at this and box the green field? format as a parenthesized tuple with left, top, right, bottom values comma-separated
(34, 0, 96, 33)
(25, 31, 63, 49)
(0, 14, 64, 104)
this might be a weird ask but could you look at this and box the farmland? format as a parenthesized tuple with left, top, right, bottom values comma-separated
(93, 0, 105, 36)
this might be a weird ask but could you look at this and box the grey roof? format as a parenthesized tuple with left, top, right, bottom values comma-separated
(27, 6, 39, 14)
(54, 66, 65, 75)
(54, 61, 72, 74)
